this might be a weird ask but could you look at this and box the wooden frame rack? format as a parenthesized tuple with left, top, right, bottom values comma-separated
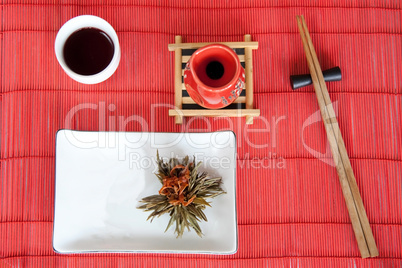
(168, 35, 260, 124)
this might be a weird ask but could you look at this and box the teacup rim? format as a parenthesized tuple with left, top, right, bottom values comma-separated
(188, 43, 242, 92)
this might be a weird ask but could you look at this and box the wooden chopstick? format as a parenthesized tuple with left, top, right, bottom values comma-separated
(296, 15, 379, 258)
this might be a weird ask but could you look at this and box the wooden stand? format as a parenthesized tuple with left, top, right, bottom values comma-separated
(168, 35, 260, 124)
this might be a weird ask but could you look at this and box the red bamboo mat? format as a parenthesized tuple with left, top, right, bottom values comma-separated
(1, 0, 401, 267)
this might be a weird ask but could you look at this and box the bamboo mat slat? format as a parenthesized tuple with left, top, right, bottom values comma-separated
(1, 32, 401, 94)
(1, 1, 401, 267)
(1, 91, 400, 160)
(1, 222, 402, 258)
(1, 157, 401, 226)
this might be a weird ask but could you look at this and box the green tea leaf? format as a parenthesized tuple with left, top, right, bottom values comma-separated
(192, 197, 211, 207)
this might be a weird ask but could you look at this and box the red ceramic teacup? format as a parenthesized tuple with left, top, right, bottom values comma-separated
(183, 44, 245, 109)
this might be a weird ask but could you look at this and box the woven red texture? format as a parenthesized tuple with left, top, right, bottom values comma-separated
(1, 1, 401, 267)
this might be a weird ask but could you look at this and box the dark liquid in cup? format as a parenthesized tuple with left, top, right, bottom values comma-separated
(63, 28, 114, 75)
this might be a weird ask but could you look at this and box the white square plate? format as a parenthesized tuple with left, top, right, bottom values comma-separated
(53, 130, 237, 254)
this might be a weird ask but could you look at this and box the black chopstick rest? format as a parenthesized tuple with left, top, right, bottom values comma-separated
(290, 66, 342, 90)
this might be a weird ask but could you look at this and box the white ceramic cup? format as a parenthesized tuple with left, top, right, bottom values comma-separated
(55, 15, 121, 84)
